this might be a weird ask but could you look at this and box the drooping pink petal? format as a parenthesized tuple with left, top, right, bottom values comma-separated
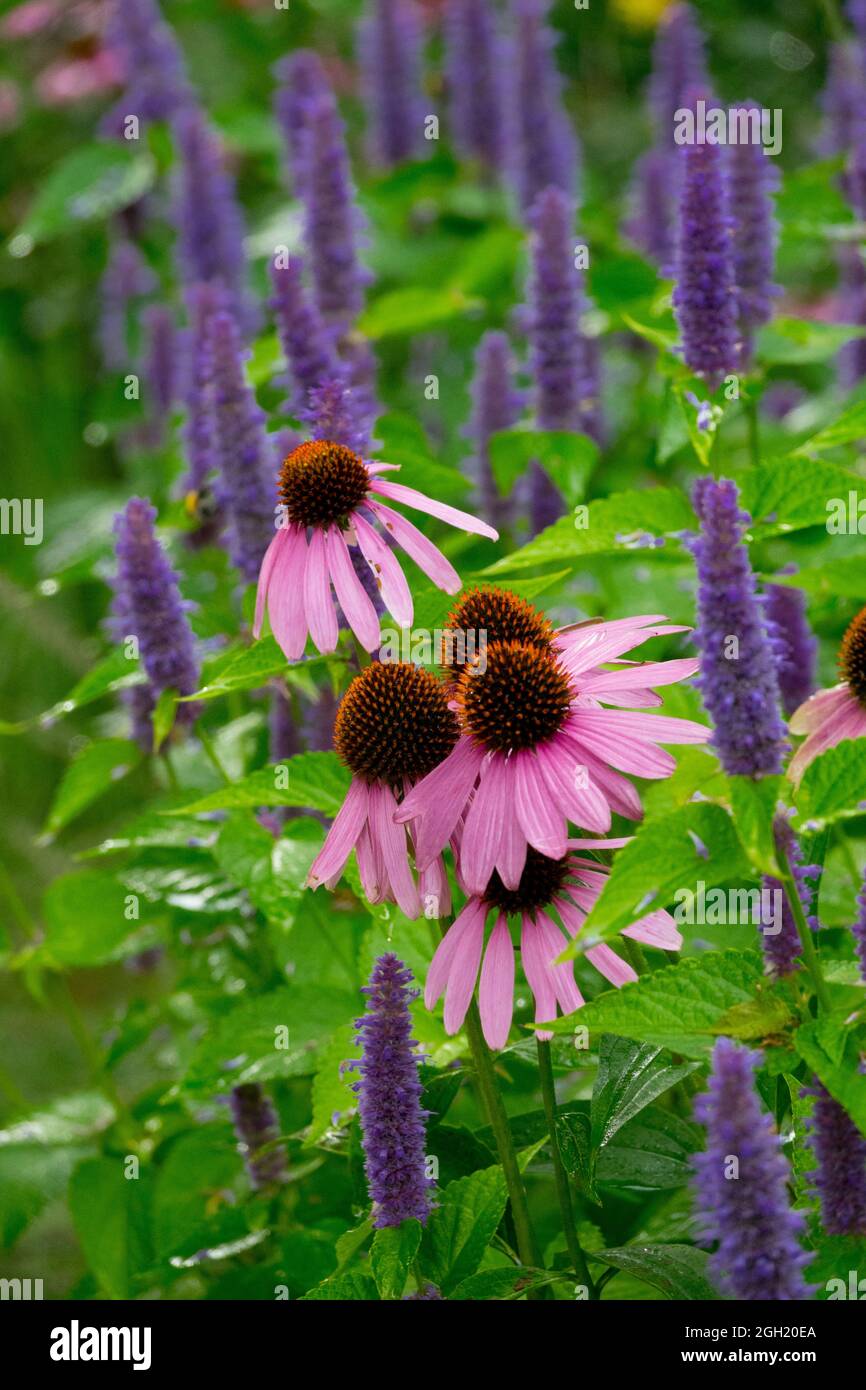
(495, 796, 529, 889)
(355, 821, 387, 902)
(478, 915, 515, 1050)
(367, 499, 461, 593)
(326, 527, 381, 652)
(253, 524, 287, 638)
(425, 897, 486, 1010)
(585, 943, 638, 988)
(558, 623, 689, 677)
(566, 726, 676, 779)
(513, 751, 568, 858)
(369, 781, 420, 919)
(559, 734, 645, 820)
(789, 683, 853, 736)
(788, 695, 866, 785)
(306, 778, 369, 888)
(567, 836, 633, 850)
(460, 756, 508, 896)
(352, 511, 414, 628)
(443, 906, 487, 1034)
(535, 912, 584, 1016)
(267, 524, 311, 661)
(369, 478, 499, 539)
(534, 738, 611, 834)
(396, 736, 486, 869)
(623, 908, 682, 951)
(303, 526, 339, 654)
(418, 849, 451, 920)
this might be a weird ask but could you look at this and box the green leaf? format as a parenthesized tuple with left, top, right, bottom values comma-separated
(301, 1273, 379, 1300)
(16, 142, 156, 245)
(151, 1128, 242, 1261)
(40, 870, 155, 967)
(0, 1144, 91, 1249)
(591, 1037, 700, 1155)
(589, 251, 658, 314)
(43, 738, 142, 836)
(483, 487, 696, 575)
(555, 1111, 599, 1203)
(794, 1019, 866, 1138)
(796, 739, 866, 827)
(740, 457, 864, 538)
(559, 803, 749, 951)
(488, 429, 598, 505)
(728, 774, 783, 875)
(151, 689, 179, 750)
(757, 316, 866, 366)
(0, 648, 144, 736)
(164, 751, 351, 817)
(371, 1220, 423, 1299)
(359, 286, 478, 338)
(334, 1217, 374, 1273)
(450, 1266, 561, 1299)
(185, 638, 290, 700)
(69, 1156, 151, 1299)
(791, 396, 866, 453)
(0, 1092, 114, 1148)
(545, 950, 766, 1058)
(308, 1023, 361, 1143)
(590, 1243, 720, 1300)
(422, 1165, 508, 1295)
(596, 1107, 701, 1190)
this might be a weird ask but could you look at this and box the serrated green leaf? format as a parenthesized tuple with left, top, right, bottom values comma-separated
(0, 1093, 114, 1148)
(43, 738, 142, 835)
(796, 738, 866, 826)
(590, 1243, 720, 1300)
(740, 457, 864, 538)
(794, 1019, 866, 1138)
(489, 429, 597, 505)
(728, 774, 783, 875)
(300, 1273, 379, 1300)
(371, 1220, 422, 1299)
(40, 870, 156, 967)
(450, 1266, 561, 1299)
(164, 751, 350, 817)
(422, 1164, 508, 1294)
(596, 1106, 701, 1190)
(556, 1111, 599, 1203)
(69, 1156, 151, 1299)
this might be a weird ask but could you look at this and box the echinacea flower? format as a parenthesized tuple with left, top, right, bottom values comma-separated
(693, 1037, 812, 1300)
(426, 843, 683, 1049)
(804, 1082, 866, 1236)
(254, 440, 498, 659)
(397, 588, 705, 892)
(351, 953, 434, 1227)
(788, 602, 866, 785)
(306, 663, 458, 918)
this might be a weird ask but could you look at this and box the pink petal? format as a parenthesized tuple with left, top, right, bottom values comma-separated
(352, 511, 414, 628)
(789, 683, 853, 736)
(418, 852, 451, 920)
(586, 943, 638, 988)
(369, 478, 499, 539)
(253, 525, 287, 638)
(367, 499, 461, 593)
(788, 697, 866, 785)
(425, 897, 486, 1009)
(267, 524, 310, 660)
(396, 736, 485, 869)
(326, 528, 381, 652)
(460, 756, 508, 896)
(303, 527, 339, 654)
(356, 821, 387, 902)
(306, 778, 369, 888)
(566, 724, 676, 779)
(535, 912, 584, 1015)
(443, 905, 487, 1033)
(513, 751, 568, 858)
(495, 796, 529, 889)
(478, 916, 515, 1050)
(559, 733, 645, 819)
(534, 738, 612, 834)
(579, 658, 700, 696)
(574, 708, 709, 746)
(623, 908, 682, 951)
(369, 782, 420, 918)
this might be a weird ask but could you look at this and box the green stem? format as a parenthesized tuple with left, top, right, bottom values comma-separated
(780, 854, 831, 1013)
(745, 396, 761, 469)
(161, 749, 180, 792)
(462, 1002, 542, 1273)
(0, 858, 36, 942)
(536, 1039, 596, 1297)
(197, 724, 231, 785)
(819, 0, 846, 41)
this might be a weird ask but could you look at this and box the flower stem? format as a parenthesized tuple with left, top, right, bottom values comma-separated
(462, 1002, 542, 1272)
(535, 1039, 596, 1297)
(780, 852, 831, 1013)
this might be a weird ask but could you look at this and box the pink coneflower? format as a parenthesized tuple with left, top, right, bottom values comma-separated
(306, 662, 458, 919)
(426, 844, 683, 1048)
(254, 440, 498, 659)
(397, 589, 707, 895)
(788, 604, 866, 785)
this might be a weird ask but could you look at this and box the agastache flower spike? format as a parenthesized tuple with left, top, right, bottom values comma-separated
(228, 1083, 288, 1190)
(268, 258, 338, 416)
(254, 440, 497, 659)
(625, 149, 675, 272)
(854, 871, 866, 985)
(446, 0, 508, 174)
(358, 0, 425, 168)
(111, 497, 199, 749)
(306, 663, 458, 919)
(512, 0, 580, 213)
(687, 477, 787, 777)
(396, 587, 706, 890)
(672, 127, 739, 388)
(173, 108, 250, 330)
(760, 813, 821, 979)
(273, 49, 330, 197)
(99, 236, 155, 371)
(804, 1083, 866, 1236)
(179, 281, 222, 504)
(466, 331, 522, 530)
(728, 103, 780, 367)
(648, 2, 708, 144)
(209, 308, 274, 584)
(693, 1037, 812, 1300)
(101, 0, 193, 135)
(301, 87, 370, 329)
(141, 304, 177, 446)
(764, 574, 817, 717)
(351, 954, 435, 1228)
(428, 843, 683, 1049)
(788, 602, 866, 785)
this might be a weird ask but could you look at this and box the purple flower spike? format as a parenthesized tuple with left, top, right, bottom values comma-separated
(446, 0, 508, 174)
(209, 309, 275, 584)
(820, 42, 866, 158)
(229, 1084, 288, 1190)
(141, 304, 178, 444)
(625, 149, 675, 272)
(268, 258, 337, 414)
(111, 497, 199, 749)
(358, 0, 425, 168)
(649, 3, 709, 145)
(300, 378, 373, 460)
(351, 954, 434, 1228)
(805, 1083, 866, 1236)
(273, 49, 330, 197)
(688, 477, 788, 777)
(403, 1283, 444, 1299)
(302, 89, 370, 329)
(467, 330, 523, 528)
(693, 1037, 812, 1301)
(853, 872, 866, 985)
(729, 104, 780, 367)
(764, 575, 817, 717)
(99, 237, 155, 371)
(101, 0, 193, 135)
(512, 0, 580, 213)
(180, 281, 224, 502)
(760, 813, 821, 979)
(173, 108, 250, 330)
(673, 134, 739, 388)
